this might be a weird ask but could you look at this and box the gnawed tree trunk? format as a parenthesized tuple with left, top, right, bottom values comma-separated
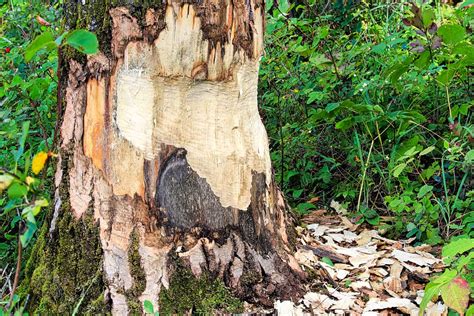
(21, 1, 305, 314)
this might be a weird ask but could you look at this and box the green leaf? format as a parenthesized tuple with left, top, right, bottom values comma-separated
(392, 163, 407, 178)
(65, 30, 99, 54)
(292, 189, 304, 199)
(455, 252, 474, 272)
(309, 53, 331, 66)
(321, 257, 334, 266)
(7, 183, 27, 199)
(422, 6, 435, 27)
(460, 0, 474, 8)
(325, 103, 340, 113)
(20, 221, 37, 248)
(466, 304, 474, 316)
(335, 117, 354, 130)
(442, 238, 474, 264)
(419, 146, 435, 156)
(465, 150, 474, 164)
(440, 277, 470, 315)
(419, 281, 442, 315)
(295, 202, 316, 214)
(372, 43, 386, 54)
(437, 24, 466, 46)
(417, 185, 433, 199)
(14, 121, 30, 163)
(278, 0, 290, 13)
(25, 31, 56, 62)
(144, 300, 154, 314)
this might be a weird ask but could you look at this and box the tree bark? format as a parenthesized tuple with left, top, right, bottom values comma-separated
(22, 1, 305, 314)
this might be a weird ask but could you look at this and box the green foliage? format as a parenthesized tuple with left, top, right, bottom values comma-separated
(260, 0, 473, 242)
(419, 237, 473, 315)
(1, 1, 98, 313)
(143, 300, 159, 316)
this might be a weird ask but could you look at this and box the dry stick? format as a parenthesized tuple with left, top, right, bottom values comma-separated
(357, 139, 375, 212)
(8, 237, 22, 308)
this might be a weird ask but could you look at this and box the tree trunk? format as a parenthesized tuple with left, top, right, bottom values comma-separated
(22, 1, 304, 314)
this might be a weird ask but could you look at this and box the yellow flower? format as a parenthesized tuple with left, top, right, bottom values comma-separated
(32, 151, 48, 175)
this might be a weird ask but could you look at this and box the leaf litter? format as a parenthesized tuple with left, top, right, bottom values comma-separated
(271, 208, 449, 315)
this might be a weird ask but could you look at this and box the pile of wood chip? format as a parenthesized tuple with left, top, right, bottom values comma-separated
(274, 210, 448, 315)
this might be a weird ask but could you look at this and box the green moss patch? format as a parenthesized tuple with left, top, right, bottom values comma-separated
(159, 262, 243, 315)
(19, 204, 108, 315)
(125, 229, 146, 314)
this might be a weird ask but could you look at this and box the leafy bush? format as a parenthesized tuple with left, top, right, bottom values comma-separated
(260, 0, 473, 243)
(419, 237, 474, 315)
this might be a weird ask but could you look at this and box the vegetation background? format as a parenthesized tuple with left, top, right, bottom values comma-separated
(0, 0, 472, 314)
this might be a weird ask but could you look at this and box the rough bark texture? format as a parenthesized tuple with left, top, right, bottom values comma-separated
(22, 1, 305, 314)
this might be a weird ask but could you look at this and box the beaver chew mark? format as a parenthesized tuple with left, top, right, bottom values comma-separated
(156, 148, 234, 230)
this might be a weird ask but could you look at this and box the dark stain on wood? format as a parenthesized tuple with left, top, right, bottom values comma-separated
(154, 148, 274, 253)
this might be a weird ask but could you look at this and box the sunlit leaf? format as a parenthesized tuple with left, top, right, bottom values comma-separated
(440, 277, 470, 315)
(437, 24, 466, 46)
(32, 151, 49, 175)
(7, 182, 27, 199)
(65, 29, 99, 54)
(25, 31, 56, 62)
(0, 174, 14, 192)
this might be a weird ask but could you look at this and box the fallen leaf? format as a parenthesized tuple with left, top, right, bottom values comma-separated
(391, 249, 439, 266)
(363, 297, 419, 314)
(330, 200, 348, 215)
(36, 15, 51, 26)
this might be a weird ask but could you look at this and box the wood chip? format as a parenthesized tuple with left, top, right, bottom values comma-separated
(304, 244, 349, 264)
(391, 249, 439, 266)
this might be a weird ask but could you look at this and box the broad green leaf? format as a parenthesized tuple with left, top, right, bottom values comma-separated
(335, 117, 354, 130)
(144, 300, 154, 314)
(466, 304, 474, 316)
(278, 0, 290, 13)
(440, 277, 470, 315)
(465, 150, 474, 164)
(296, 202, 316, 214)
(325, 103, 340, 113)
(321, 257, 334, 266)
(442, 238, 474, 264)
(417, 185, 433, 199)
(437, 67, 456, 85)
(372, 43, 386, 54)
(25, 31, 56, 61)
(460, 0, 474, 8)
(309, 53, 331, 66)
(65, 29, 99, 54)
(437, 24, 466, 46)
(20, 221, 37, 248)
(292, 189, 304, 199)
(392, 163, 407, 178)
(7, 183, 27, 199)
(419, 146, 435, 156)
(455, 252, 474, 272)
(422, 6, 435, 27)
(414, 50, 430, 69)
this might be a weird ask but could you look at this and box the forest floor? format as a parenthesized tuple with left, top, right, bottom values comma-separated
(250, 208, 447, 315)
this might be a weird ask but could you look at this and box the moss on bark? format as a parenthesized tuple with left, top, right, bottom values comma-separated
(19, 202, 108, 315)
(124, 229, 146, 314)
(159, 258, 243, 315)
(64, 0, 164, 56)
